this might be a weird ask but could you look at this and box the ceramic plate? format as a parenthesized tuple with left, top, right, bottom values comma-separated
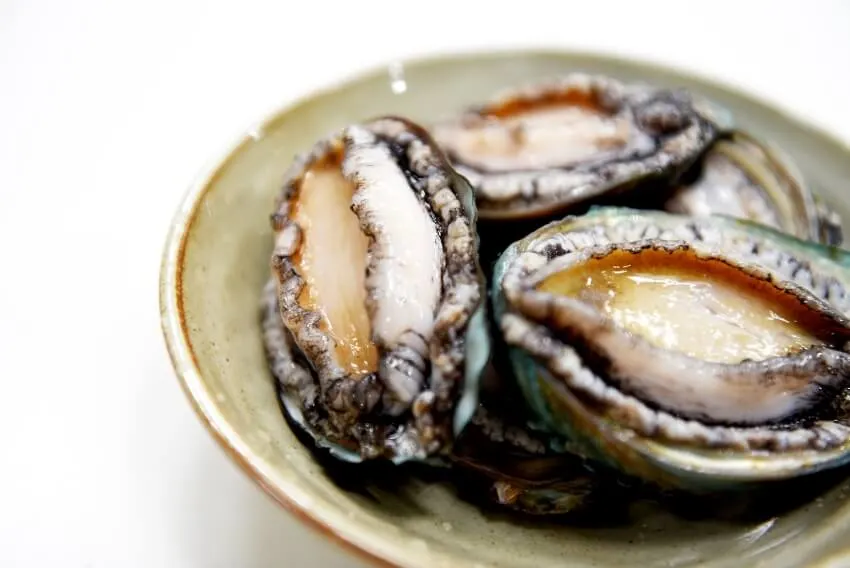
(160, 49, 850, 568)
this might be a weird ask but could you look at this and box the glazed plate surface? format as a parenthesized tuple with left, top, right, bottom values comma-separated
(160, 50, 850, 568)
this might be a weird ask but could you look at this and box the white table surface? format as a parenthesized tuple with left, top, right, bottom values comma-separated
(2, 1, 850, 566)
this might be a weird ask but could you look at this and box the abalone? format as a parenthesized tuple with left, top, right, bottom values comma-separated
(257, 74, 850, 514)
(449, 423, 604, 515)
(266, 116, 488, 463)
(664, 131, 844, 246)
(493, 207, 850, 491)
(431, 74, 723, 220)
(447, 363, 610, 515)
(815, 192, 845, 247)
(264, 277, 606, 513)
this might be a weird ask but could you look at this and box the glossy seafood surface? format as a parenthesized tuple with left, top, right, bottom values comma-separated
(259, 73, 850, 513)
(431, 74, 722, 220)
(266, 116, 488, 463)
(493, 207, 850, 490)
(664, 131, 843, 246)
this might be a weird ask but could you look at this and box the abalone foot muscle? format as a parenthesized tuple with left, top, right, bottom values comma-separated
(267, 116, 487, 462)
(431, 74, 722, 220)
(492, 208, 850, 490)
(259, 70, 850, 504)
(663, 131, 838, 245)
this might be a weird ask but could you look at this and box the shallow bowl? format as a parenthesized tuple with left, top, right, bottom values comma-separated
(160, 49, 850, 568)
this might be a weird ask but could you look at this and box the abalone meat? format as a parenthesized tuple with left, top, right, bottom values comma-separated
(431, 74, 723, 220)
(664, 130, 844, 246)
(447, 362, 619, 515)
(266, 116, 488, 463)
(493, 207, 850, 491)
(258, 71, 850, 516)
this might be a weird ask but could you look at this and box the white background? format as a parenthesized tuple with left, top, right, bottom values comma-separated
(2, 1, 850, 567)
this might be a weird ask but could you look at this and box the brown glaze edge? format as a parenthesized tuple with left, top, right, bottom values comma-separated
(158, 48, 850, 568)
